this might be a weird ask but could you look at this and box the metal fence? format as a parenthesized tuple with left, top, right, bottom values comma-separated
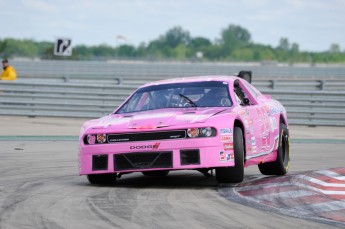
(1, 78, 344, 126)
(0, 81, 134, 118)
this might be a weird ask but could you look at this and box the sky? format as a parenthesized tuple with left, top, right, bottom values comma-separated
(1, 0, 345, 52)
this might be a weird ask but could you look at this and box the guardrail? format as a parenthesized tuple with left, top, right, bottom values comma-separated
(15, 76, 345, 91)
(0, 81, 136, 118)
(261, 90, 345, 126)
(253, 79, 345, 91)
(1, 80, 344, 126)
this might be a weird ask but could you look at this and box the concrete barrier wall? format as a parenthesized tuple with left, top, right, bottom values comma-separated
(11, 59, 345, 79)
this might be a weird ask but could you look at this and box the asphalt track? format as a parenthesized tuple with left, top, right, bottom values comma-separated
(0, 116, 345, 229)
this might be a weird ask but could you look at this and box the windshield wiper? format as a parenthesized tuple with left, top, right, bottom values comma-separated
(179, 93, 197, 107)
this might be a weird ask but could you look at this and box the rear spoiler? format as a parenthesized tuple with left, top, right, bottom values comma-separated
(237, 71, 252, 83)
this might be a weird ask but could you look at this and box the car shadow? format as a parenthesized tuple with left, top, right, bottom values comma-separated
(78, 170, 267, 189)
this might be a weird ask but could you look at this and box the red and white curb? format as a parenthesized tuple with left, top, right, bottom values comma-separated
(219, 167, 345, 227)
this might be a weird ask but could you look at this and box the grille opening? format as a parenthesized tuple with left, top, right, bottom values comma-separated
(180, 149, 200, 165)
(92, 154, 108, 170)
(114, 152, 173, 171)
(107, 130, 186, 143)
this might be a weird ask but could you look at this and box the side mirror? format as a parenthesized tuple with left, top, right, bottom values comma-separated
(243, 98, 250, 105)
(238, 71, 252, 83)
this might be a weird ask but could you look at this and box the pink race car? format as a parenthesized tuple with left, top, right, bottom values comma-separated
(79, 72, 290, 184)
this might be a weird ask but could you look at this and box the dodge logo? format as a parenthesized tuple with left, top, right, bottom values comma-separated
(130, 143, 160, 150)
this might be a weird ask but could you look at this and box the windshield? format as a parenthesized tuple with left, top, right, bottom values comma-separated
(116, 81, 232, 114)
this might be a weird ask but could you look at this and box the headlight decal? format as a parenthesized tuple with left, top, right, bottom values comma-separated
(187, 127, 216, 138)
(187, 128, 199, 138)
(97, 134, 107, 144)
(87, 134, 96, 145)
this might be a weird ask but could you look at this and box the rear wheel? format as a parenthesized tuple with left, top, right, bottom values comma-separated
(87, 173, 117, 185)
(142, 170, 169, 177)
(216, 126, 244, 183)
(258, 123, 290, 175)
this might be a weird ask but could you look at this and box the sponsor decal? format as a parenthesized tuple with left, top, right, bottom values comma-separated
(270, 107, 281, 115)
(270, 117, 278, 132)
(246, 126, 254, 135)
(274, 138, 279, 150)
(251, 136, 256, 146)
(130, 142, 160, 150)
(169, 135, 182, 139)
(224, 143, 233, 150)
(109, 138, 130, 142)
(220, 151, 234, 162)
(226, 153, 234, 161)
(220, 128, 233, 135)
(220, 151, 225, 161)
(137, 125, 155, 130)
(153, 142, 160, 149)
(244, 119, 249, 128)
(262, 136, 268, 149)
(221, 135, 233, 142)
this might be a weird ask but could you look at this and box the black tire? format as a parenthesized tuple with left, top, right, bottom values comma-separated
(142, 170, 169, 177)
(216, 126, 244, 183)
(258, 123, 290, 175)
(87, 173, 117, 185)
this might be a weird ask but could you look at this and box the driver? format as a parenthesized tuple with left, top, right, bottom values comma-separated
(214, 88, 231, 106)
(199, 88, 231, 107)
(151, 90, 168, 109)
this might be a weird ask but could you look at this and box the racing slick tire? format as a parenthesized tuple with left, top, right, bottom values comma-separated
(216, 126, 244, 183)
(142, 170, 169, 177)
(258, 123, 290, 175)
(87, 173, 117, 185)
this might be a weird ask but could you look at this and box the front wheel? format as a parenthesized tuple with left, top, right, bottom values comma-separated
(258, 123, 290, 175)
(87, 173, 117, 185)
(216, 126, 244, 183)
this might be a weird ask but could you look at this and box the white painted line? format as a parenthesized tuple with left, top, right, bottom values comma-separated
(297, 175, 345, 188)
(297, 182, 345, 195)
(315, 170, 345, 181)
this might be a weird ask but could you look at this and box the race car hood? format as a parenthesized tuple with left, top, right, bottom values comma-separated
(83, 108, 229, 132)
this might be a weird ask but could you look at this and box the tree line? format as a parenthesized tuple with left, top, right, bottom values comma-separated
(1, 24, 344, 63)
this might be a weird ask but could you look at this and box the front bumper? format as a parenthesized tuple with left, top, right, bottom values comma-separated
(79, 138, 235, 175)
